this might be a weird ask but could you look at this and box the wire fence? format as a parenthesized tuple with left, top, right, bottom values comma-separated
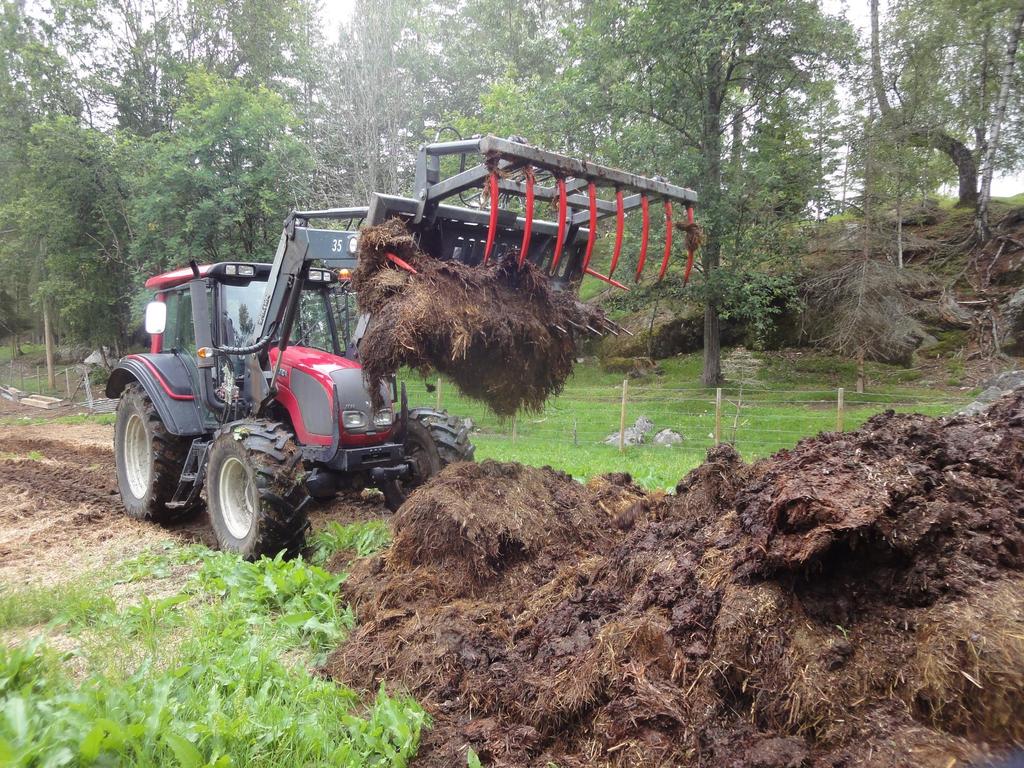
(0, 357, 973, 465)
(0, 360, 111, 411)
(398, 374, 971, 464)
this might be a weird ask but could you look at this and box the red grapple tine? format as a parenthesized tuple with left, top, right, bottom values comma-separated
(609, 188, 624, 276)
(483, 170, 500, 265)
(683, 205, 696, 285)
(385, 252, 418, 274)
(550, 176, 568, 274)
(583, 182, 598, 272)
(518, 168, 535, 267)
(635, 194, 650, 282)
(585, 267, 628, 291)
(658, 200, 674, 281)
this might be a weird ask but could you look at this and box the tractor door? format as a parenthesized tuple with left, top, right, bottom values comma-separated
(160, 288, 209, 412)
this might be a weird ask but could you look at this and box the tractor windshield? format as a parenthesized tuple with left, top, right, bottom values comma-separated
(220, 280, 340, 355)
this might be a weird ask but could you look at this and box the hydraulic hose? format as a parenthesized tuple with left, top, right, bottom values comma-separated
(214, 322, 280, 356)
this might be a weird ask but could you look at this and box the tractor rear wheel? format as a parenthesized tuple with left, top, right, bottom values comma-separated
(114, 383, 201, 523)
(205, 420, 309, 559)
(381, 410, 474, 512)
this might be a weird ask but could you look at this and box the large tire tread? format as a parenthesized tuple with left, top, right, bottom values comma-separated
(115, 383, 200, 523)
(207, 420, 310, 559)
(408, 408, 476, 464)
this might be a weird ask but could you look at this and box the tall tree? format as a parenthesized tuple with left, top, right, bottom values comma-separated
(563, 0, 851, 384)
(127, 72, 310, 272)
(977, 3, 1024, 240)
(871, 0, 1024, 215)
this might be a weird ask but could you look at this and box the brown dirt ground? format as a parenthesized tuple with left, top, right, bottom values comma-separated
(0, 422, 389, 588)
(325, 393, 1024, 767)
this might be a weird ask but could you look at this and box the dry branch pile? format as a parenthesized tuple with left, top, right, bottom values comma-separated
(325, 393, 1024, 767)
(353, 218, 607, 415)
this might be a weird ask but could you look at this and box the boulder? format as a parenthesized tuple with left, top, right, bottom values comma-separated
(599, 304, 705, 361)
(652, 428, 684, 446)
(981, 370, 1024, 392)
(603, 416, 654, 446)
(959, 370, 1024, 415)
(1004, 288, 1024, 355)
(916, 291, 973, 331)
(633, 416, 654, 435)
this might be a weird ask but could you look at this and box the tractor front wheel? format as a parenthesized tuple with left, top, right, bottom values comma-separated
(206, 421, 309, 559)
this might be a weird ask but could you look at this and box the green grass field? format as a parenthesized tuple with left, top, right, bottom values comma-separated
(400, 352, 970, 490)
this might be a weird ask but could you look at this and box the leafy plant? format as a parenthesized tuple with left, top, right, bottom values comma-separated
(308, 521, 392, 566)
(0, 548, 424, 766)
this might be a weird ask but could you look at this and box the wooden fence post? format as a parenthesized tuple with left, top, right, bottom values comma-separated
(714, 388, 722, 447)
(83, 369, 94, 409)
(65, 368, 72, 400)
(512, 413, 518, 443)
(573, 417, 578, 447)
(618, 378, 629, 453)
(36, 365, 41, 393)
(836, 387, 845, 432)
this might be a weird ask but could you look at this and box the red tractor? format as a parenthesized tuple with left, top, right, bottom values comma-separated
(107, 136, 697, 558)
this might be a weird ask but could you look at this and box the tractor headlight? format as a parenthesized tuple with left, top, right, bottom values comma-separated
(373, 408, 394, 427)
(342, 410, 366, 429)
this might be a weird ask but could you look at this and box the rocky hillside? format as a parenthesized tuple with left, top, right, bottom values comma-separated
(592, 200, 1024, 386)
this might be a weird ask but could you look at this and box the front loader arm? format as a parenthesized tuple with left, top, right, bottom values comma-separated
(254, 216, 311, 349)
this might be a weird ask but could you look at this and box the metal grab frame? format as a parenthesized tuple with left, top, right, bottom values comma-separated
(411, 135, 698, 289)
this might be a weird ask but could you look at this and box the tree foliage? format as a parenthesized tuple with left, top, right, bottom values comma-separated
(0, 0, 1021, 377)
(127, 72, 309, 271)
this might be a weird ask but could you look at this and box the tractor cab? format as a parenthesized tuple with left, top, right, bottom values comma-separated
(144, 262, 355, 361)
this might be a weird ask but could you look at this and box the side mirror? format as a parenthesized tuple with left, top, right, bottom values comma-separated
(144, 301, 167, 335)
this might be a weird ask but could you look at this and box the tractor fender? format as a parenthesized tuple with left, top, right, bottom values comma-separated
(106, 354, 205, 436)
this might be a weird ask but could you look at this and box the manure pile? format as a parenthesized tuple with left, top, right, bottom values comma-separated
(353, 218, 607, 415)
(325, 394, 1024, 767)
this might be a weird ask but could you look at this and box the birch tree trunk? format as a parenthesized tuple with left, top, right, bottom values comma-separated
(976, 4, 1024, 242)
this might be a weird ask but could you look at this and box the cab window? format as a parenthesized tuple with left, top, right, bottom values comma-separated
(161, 290, 196, 353)
(294, 290, 338, 353)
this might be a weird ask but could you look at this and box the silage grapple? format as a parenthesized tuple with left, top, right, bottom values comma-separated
(297, 135, 700, 303)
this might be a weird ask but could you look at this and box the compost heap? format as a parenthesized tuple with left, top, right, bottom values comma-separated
(325, 393, 1024, 767)
(353, 218, 608, 416)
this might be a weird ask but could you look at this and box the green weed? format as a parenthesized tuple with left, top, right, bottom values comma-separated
(308, 520, 391, 566)
(0, 550, 425, 766)
(113, 542, 209, 583)
(0, 581, 115, 631)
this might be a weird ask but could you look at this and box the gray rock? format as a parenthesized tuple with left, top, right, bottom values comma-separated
(603, 427, 645, 446)
(603, 417, 659, 445)
(1006, 286, 1024, 319)
(915, 332, 940, 351)
(959, 400, 991, 416)
(652, 428, 684, 446)
(979, 370, 1024, 393)
(1005, 289, 1024, 354)
(633, 416, 654, 434)
(958, 370, 1024, 415)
